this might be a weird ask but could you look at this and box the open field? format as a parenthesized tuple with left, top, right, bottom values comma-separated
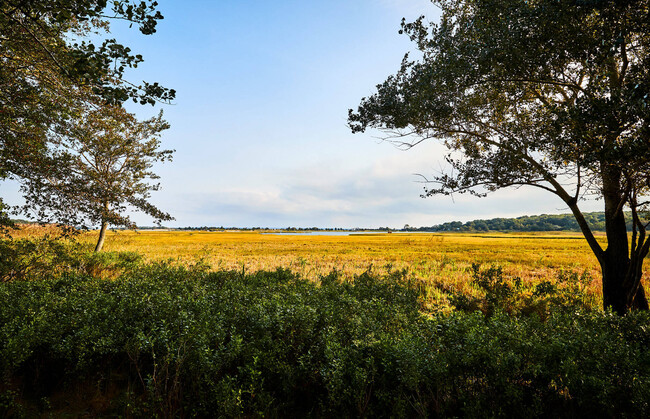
(14, 225, 648, 305)
(5, 227, 650, 415)
(77, 229, 615, 300)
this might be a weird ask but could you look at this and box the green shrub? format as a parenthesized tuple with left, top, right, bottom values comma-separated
(0, 238, 142, 282)
(1, 263, 650, 417)
(447, 263, 595, 318)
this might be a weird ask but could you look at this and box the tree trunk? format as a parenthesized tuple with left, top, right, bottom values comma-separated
(94, 220, 108, 252)
(600, 256, 648, 314)
(600, 166, 649, 314)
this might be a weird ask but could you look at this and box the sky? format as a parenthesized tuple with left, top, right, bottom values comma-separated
(4, 0, 603, 229)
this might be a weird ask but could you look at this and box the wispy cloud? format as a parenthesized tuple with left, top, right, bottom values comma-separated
(159, 141, 603, 229)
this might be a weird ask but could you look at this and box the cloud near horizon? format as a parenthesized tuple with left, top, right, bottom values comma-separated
(158, 142, 604, 229)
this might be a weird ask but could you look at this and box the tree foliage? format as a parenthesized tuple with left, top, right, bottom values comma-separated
(0, 0, 175, 227)
(0, 0, 175, 105)
(349, 0, 650, 313)
(19, 104, 173, 251)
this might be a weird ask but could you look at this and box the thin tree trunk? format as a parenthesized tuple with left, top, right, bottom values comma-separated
(94, 220, 108, 252)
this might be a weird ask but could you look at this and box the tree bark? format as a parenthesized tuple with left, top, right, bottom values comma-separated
(94, 220, 108, 252)
(600, 254, 648, 314)
(600, 166, 649, 314)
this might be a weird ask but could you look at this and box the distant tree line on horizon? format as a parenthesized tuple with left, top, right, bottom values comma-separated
(405, 213, 617, 233)
(18, 212, 645, 233)
(122, 213, 625, 232)
(174, 226, 389, 232)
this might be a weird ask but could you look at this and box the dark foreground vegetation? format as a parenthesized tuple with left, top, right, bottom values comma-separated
(1, 239, 649, 417)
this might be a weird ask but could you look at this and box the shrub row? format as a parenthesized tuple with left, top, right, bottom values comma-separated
(1, 264, 650, 417)
(0, 237, 141, 282)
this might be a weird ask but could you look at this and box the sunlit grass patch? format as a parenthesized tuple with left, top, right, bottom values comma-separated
(69, 229, 612, 305)
(9, 225, 628, 307)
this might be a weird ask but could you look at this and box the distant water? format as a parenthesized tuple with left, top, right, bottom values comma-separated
(263, 231, 363, 236)
(263, 231, 434, 236)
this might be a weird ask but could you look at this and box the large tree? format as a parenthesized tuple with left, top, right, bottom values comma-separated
(0, 0, 175, 227)
(19, 104, 173, 251)
(349, 0, 650, 314)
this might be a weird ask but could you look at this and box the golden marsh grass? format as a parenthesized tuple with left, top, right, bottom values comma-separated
(79, 229, 615, 301)
(14, 225, 650, 307)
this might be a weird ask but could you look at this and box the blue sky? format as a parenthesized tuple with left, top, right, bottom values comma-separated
(5, 0, 602, 228)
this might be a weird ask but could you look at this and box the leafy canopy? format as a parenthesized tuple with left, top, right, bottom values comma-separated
(349, 0, 650, 312)
(349, 0, 650, 206)
(19, 104, 174, 231)
(0, 0, 175, 227)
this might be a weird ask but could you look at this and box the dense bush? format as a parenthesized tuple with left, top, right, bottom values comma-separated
(445, 263, 596, 318)
(0, 237, 142, 282)
(1, 263, 650, 417)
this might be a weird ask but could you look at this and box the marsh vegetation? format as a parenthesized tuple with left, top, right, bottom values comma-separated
(1, 230, 649, 416)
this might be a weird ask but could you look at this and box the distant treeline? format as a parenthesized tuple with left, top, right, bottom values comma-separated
(404, 213, 629, 233)
(12, 213, 645, 233)
(177, 226, 353, 232)
(175, 226, 394, 232)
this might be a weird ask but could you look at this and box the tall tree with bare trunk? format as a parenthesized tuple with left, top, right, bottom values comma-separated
(349, 0, 650, 314)
(0, 0, 175, 227)
(20, 104, 173, 251)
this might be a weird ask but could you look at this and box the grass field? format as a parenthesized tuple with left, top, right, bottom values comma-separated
(14, 225, 642, 306)
(76, 229, 613, 302)
(6, 227, 650, 416)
